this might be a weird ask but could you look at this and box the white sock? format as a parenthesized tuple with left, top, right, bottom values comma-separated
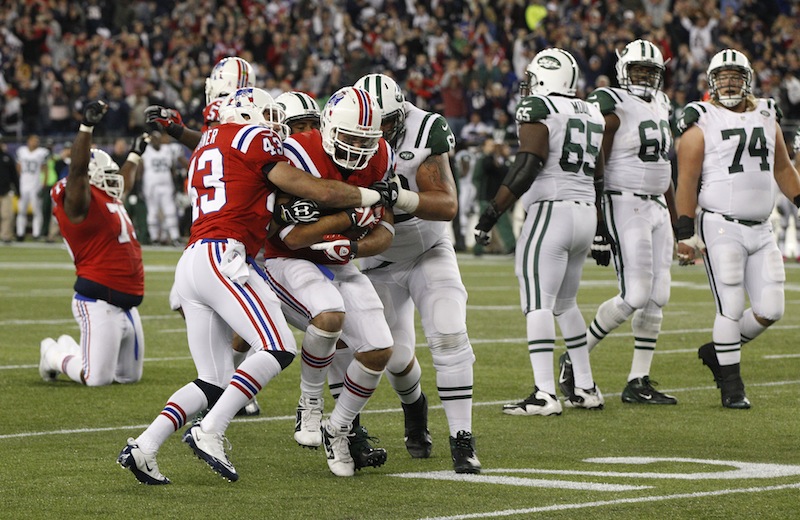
(526, 309, 555, 395)
(137, 382, 208, 454)
(329, 360, 382, 430)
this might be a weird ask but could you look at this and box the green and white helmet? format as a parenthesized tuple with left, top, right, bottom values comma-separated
(615, 39, 665, 99)
(354, 73, 406, 147)
(707, 49, 753, 108)
(275, 91, 320, 128)
(520, 48, 580, 97)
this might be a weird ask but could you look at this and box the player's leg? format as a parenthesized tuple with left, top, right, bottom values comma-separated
(15, 187, 34, 239)
(144, 183, 161, 244)
(161, 187, 181, 243)
(114, 306, 145, 384)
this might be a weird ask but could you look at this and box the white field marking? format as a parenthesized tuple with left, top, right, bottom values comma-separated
(0, 314, 181, 326)
(3, 380, 800, 440)
(389, 471, 650, 491)
(419, 482, 800, 520)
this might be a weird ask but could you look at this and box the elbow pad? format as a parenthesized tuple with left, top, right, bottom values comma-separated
(501, 152, 544, 198)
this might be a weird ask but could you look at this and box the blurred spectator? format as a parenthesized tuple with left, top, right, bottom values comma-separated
(2, 89, 23, 138)
(460, 112, 492, 149)
(472, 139, 515, 256)
(0, 140, 18, 243)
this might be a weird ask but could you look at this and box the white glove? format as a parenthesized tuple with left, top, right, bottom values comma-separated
(310, 234, 357, 264)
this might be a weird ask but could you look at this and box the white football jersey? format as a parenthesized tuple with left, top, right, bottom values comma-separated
(16, 146, 49, 189)
(372, 101, 455, 263)
(679, 99, 779, 221)
(514, 94, 605, 209)
(587, 87, 672, 195)
(142, 143, 182, 188)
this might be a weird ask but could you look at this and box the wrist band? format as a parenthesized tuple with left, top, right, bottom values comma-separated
(395, 189, 420, 213)
(126, 153, 141, 165)
(358, 187, 380, 207)
(79, 124, 94, 134)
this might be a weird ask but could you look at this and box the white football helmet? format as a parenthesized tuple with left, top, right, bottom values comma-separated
(707, 49, 753, 108)
(205, 57, 256, 105)
(88, 149, 123, 199)
(320, 86, 382, 170)
(219, 87, 289, 139)
(354, 73, 406, 146)
(275, 91, 320, 131)
(521, 48, 580, 97)
(616, 39, 665, 99)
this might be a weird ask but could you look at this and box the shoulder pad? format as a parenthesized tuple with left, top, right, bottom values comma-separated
(586, 88, 619, 115)
(426, 114, 455, 155)
(515, 95, 551, 124)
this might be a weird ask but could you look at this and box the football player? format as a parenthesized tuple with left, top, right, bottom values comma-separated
(474, 48, 606, 414)
(355, 73, 480, 474)
(275, 90, 321, 134)
(39, 101, 149, 387)
(561, 39, 678, 405)
(117, 87, 397, 485)
(263, 86, 396, 477)
(140, 131, 187, 246)
(676, 49, 800, 409)
(15, 134, 49, 241)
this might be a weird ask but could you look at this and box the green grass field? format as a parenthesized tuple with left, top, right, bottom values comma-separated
(2, 243, 800, 519)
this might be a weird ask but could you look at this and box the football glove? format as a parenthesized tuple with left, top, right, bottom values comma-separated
(82, 100, 108, 126)
(129, 133, 149, 157)
(310, 234, 358, 264)
(591, 221, 614, 266)
(273, 198, 321, 227)
(369, 179, 399, 208)
(145, 105, 184, 138)
(348, 205, 385, 229)
(474, 201, 500, 246)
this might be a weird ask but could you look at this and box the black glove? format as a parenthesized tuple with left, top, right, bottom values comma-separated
(273, 198, 321, 227)
(474, 201, 500, 246)
(591, 220, 614, 266)
(83, 100, 108, 126)
(145, 105, 184, 139)
(369, 179, 399, 207)
(129, 134, 149, 156)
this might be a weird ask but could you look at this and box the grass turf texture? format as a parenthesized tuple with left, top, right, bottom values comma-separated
(2, 243, 799, 519)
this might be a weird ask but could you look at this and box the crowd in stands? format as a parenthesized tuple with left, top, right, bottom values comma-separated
(0, 0, 798, 145)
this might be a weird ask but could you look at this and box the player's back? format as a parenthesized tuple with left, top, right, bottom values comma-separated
(187, 122, 287, 256)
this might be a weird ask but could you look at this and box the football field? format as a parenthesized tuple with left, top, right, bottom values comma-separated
(2, 243, 800, 519)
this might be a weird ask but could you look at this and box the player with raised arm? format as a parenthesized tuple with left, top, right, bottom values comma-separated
(264, 86, 396, 477)
(559, 39, 678, 405)
(117, 87, 396, 485)
(675, 49, 800, 409)
(39, 101, 150, 387)
(474, 48, 606, 415)
(354, 73, 480, 474)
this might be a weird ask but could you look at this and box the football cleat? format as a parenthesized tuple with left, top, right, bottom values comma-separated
(235, 398, 261, 417)
(502, 387, 562, 416)
(321, 419, 355, 477)
(117, 438, 171, 485)
(350, 425, 387, 470)
(557, 352, 574, 398)
(563, 384, 605, 410)
(38, 338, 59, 381)
(621, 376, 678, 405)
(182, 425, 239, 482)
(449, 430, 481, 474)
(698, 342, 722, 388)
(402, 393, 432, 458)
(294, 395, 323, 448)
(719, 365, 751, 409)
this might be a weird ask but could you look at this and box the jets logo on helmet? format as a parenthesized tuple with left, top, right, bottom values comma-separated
(354, 73, 406, 147)
(88, 149, 123, 199)
(205, 57, 256, 105)
(321, 86, 382, 171)
(520, 48, 580, 97)
(615, 39, 666, 100)
(707, 49, 753, 108)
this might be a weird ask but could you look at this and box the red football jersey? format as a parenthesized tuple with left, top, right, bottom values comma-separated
(52, 180, 144, 296)
(263, 129, 393, 263)
(187, 123, 287, 256)
(201, 99, 223, 132)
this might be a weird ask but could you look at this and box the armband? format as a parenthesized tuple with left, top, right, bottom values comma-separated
(501, 152, 544, 198)
(675, 215, 695, 241)
(79, 124, 94, 134)
(126, 153, 141, 165)
(358, 187, 380, 207)
(395, 189, 420, 213)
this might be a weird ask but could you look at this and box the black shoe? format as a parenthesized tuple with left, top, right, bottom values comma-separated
(621, 376, 678, 405)
(719, 364, 751, 409)
(698, 342, 722, 388)
(349, 425, 387, 470)
(557, 352, 574, 398)
(449, 431, 481, 474)
(402, 393, 432, 458)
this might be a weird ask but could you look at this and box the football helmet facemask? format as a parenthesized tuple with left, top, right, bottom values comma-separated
(275, 91, 321, 134)
(88, 149, 123, 199)
(205, 57, 256, 105)
(320, 87, 383, 171)
(220, 88, 289, 139)
(520, 48, 580, 97)
(616, 39, 665, 99)
(707, 49, 753, 108)
(354, 73, 406, 147)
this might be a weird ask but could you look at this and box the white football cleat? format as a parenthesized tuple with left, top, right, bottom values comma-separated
(502, 387, 562, 416)
(183, 425, 238, 482)
(321, 419, 355, 477)
(117, 438, 171, 485)
(294, 395, 323, 448)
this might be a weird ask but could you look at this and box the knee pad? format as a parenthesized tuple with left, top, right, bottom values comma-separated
(621, 272, 653, 310)
(754, 285, 785, 321)
(712, 245, 745, 286)
(631, 309, 662, 336)
(267, 350, 295, 370)
(194, 379, 225, 408)
(429, 333, 475, 372)
(387, 342, 415, 374)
